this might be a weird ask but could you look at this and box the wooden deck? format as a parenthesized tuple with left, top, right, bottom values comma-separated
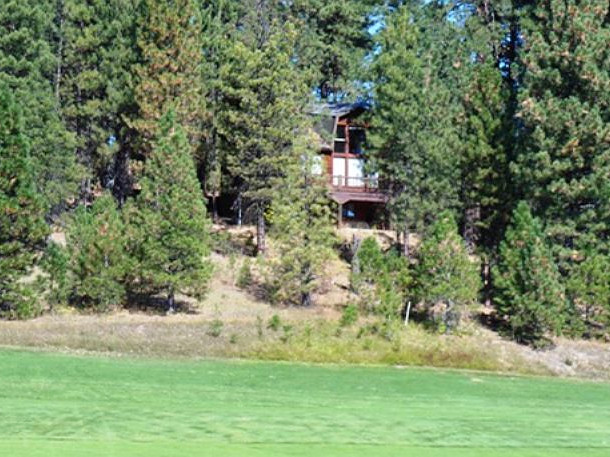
(329, 176, 388, 204)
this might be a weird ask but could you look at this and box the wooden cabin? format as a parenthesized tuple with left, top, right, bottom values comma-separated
(312, 102, 388, 227)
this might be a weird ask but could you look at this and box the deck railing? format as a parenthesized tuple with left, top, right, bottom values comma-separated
(331, 176, 382, 192)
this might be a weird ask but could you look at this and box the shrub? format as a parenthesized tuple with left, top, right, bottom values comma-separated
(413, 211, 481, 332)
(267, 314, 281, 332)
(236, 258, 253, 289)
(207, 319, 224, 338)
(340, 304, 359, 327)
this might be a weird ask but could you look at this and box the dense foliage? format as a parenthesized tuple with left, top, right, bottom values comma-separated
(1, 0, 608, 346)
(414, 211, 481, 332)
(66, 194, 129, 310)
(367, 4, 460, 257)
(351, 237, 410, 319)
(266, 141, 336, 307)
(493, 202, 566, 345)
(125, 111, 212, 311)
(0, 86, 48, 319)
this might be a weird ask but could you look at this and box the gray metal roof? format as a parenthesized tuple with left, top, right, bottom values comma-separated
(308, 101, 370, 118)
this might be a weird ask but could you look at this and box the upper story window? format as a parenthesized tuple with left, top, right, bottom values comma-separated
(349, 127, 365, 155)
(334, 121, 366, 155)
(334, 125, 347, 153)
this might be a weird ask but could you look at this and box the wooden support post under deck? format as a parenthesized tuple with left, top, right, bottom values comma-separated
(338, 203, 343, 227)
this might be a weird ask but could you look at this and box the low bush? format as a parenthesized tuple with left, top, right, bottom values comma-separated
(340, 304, 359, 327)
(236, 258, 253, 289)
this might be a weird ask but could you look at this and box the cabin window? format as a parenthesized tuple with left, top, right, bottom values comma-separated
(349, 127, 365, 155)
(347, 158, 365, 187)
(332, 157, 345, 186)
(334, 125, 347, 153)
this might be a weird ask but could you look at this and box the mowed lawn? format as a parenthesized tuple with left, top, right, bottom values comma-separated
(0, 350, 609, 457)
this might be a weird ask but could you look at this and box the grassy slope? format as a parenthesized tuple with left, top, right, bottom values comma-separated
(0, 350, 609, 456)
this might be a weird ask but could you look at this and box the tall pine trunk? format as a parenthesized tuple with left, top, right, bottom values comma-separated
(212, 195, 218, 223)
(300, 262, 313, 307)
(256, 204, 266, 255)
(403, 225, 410, 259)
(464, 205, 481, 255)
(167, 287, 175, 314)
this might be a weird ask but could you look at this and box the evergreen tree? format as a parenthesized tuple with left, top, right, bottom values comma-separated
(289, 0, 380, 99)
(368, 4, 461, 257)
(57, 0, 138, 200)
(130, 0, 204, 162)
(459, 62, 512, 254)
(266, 137, 336, 307)
(351, 237, 411, 319)
(493, 202, 566, 345)
(0, 0, 80, 212)
(414, 211, 481, 331)
(0, 86, 48, 319)
(125, 110, 212, 311)
(39, 242, 70, 309)
(567, 252, 610, 336)
(218, 22, 310, 254)
(66, 194, 129, 310)
(198, 0, 243, 220)
(515, 0, 610, 271)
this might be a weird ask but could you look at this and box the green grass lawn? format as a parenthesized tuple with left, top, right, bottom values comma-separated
(0, 350, 609, 456)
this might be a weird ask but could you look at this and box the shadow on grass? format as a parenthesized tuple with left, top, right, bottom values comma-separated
(124, 292, 198, 315)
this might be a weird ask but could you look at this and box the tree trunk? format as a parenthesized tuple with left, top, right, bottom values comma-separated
(403, 226, 410, 260)
(236, 194, 242, 226)
(482, 258, 492, 308)
(112, 146, 131, 207)
(350, 235, 362, 292)
(464, 205, 481, 255)
(212, 195, 218, 223)
(300, 291, 312, 307)
(256, 205, 266, 255)
(167, 288, 175, 314)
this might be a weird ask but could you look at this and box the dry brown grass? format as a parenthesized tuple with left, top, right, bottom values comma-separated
(2, 227, 609, 381)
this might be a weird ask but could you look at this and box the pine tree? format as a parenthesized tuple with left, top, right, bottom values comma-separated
(198, 0, 243, 220)
(66, 194, 129, 310)
(39, 241, 70, 308)
(125, 110, 212, 311)
(515, 0, 610, 271)
(0, 0, 81, 213)
(368, 4, 461, 257)
(0, 86, 48, 319)
(351, 237, 411, 319)
(566, 252, 610, 335)
(493, 202, 566, 345)
(289, 0, 380, 99)
(57, 0, 138, 199)
(218, 22, 309, 254)
(459, 62, 512, 254)
(130, 0, 204, 162)
(266, 137, 336, 307)
(414, 211, 481, 331)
